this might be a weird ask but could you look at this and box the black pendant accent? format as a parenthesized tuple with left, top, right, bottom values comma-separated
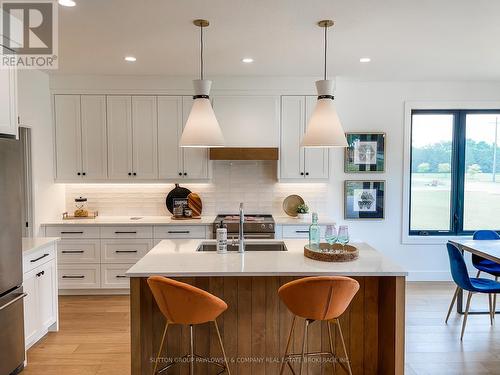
(317, 95, 334, 100)
(193, 94, 209, 99)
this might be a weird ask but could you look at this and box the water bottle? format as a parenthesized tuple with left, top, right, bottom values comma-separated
(309, 212, 321, 249)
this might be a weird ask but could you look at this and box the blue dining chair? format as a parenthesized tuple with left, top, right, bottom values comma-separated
(445, 242, 500, 339)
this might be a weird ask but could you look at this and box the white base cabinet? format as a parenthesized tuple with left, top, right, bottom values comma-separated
(23, 241, 58, 350)
(44, 224, 210, 293)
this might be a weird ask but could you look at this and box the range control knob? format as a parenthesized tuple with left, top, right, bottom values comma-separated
(268, 224, 273, 229)
(261, 224, 266, 229)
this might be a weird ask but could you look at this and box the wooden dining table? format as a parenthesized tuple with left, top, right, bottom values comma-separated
(449, 239, 500, 314)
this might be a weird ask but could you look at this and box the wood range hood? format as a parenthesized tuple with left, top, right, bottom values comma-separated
(209, 147, 279, 161)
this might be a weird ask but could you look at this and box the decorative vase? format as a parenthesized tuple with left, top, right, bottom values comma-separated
(297, 213, 310, 221)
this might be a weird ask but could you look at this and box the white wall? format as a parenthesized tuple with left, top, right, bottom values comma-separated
(18, 70, 65, 236)
(50, 75, 500, 280)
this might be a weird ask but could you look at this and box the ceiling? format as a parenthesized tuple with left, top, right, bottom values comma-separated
(54, 0, 500, 80)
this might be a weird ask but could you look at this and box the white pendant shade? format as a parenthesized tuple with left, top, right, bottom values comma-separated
(301, 80, 348, 148)
(179, 80, 224, 148)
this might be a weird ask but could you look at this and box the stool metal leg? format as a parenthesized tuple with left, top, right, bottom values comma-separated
(279, 316, 296, 375)
(213, 319, 231, 375)
(334, 319, 353, 375)
(299, 319, 310, 375)
(327, 321, 334, 374)
(189, 325, 194, 375)
(153, 322, 169, 375)
(495, 277, 498, 318)
(489, 294, 494, 325)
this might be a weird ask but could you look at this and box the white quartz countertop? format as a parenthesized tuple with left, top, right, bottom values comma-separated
(42, 215, 334, 226)
(126, 239, 407, 277)
(42, 215, 216, 226)
(22, 237, 60, 253)
(274, 216, 336, 225)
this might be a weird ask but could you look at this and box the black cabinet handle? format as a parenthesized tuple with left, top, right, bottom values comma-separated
(36, 270, 45, 277)
(183, 172, 187, 176)
(77, 172, 81, 176)
(62, 250, 84, 254)
(82, 172, 86, 176)
(61, 231, 84, 234)
(115, 250, 138, 253)
(178, 172, 182, 176)
(115, 275, 127, 278)
(295, 230, 309, 233)
(305, 172, 309, 176)
(30, 253, 49, 262)
(133, 172, 137, 176)
(167, 230, 190, 234)
(128, 172, 132, 176)
(114, 231, 137, 234)
(62, 275, 85, 279)
(300, 172, 304, 175)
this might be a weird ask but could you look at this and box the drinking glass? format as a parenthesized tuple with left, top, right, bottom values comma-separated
(324, 224, 337, 246)
(337, 226, 349, 248)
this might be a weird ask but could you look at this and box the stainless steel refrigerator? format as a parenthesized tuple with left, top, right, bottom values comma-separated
(0, 136, 26, 375)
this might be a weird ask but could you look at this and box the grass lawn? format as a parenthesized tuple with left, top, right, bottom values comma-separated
(410, 173, 500, 230)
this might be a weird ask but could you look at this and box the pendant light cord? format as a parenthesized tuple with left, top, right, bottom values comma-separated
(323, 24, 327, 80)
(200, 24, 204, 80)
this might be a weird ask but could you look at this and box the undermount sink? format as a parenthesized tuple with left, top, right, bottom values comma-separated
(197, 242, 287, 252)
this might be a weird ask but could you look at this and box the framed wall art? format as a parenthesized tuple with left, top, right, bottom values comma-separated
(344, 180, 385, 220)
(344, 132, 385, 172)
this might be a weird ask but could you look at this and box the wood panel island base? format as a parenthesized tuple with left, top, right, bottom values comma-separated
(127, 240, 407, 375)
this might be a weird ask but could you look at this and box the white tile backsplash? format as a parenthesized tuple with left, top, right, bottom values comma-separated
(65, 161, 329, 216)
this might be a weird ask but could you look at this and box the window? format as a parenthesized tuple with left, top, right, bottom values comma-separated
(409, 110, 500, 235)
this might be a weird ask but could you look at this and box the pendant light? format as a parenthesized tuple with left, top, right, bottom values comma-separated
(179, 19, 225, 148)
(301, 20, 348, 148)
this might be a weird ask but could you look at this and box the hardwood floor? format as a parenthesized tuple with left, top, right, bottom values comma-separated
(23, 283, 500, 375)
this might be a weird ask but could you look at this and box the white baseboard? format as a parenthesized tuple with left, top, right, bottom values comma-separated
(407, 271, 452, 281)
(58, 289, 130, 296)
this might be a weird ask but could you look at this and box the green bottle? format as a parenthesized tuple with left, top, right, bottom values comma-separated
(309, 212, 321, 249)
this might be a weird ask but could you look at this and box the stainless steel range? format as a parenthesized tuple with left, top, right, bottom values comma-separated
(213, 214, 275, 239)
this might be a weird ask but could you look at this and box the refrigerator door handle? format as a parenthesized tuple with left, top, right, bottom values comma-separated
(0, 293, 27, 311)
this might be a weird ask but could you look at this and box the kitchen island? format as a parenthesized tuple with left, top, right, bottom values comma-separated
(126, 239, 406, 375)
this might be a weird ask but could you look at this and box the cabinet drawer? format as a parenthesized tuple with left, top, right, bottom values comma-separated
(282, 225, 326, 239)
(58, 264, 100, 289)
(101, 264, 133, 289)
(154, 225, 207, 239)
(23, 244, 56, 273)
(101, 239, 153, 263)
(58, 240, 100, 264)
(45, 226, 99, 239)
(100, 226, 153, 239)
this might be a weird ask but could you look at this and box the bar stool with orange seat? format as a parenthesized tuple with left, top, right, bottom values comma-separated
(278, 276, 360, 375)
(147, 276, 231, 375)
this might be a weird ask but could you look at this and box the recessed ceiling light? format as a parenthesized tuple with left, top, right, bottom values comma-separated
(58, 0, 76, 7)
(359, 57, 371, 63)
(241, 58, 254, 63)
(124, 56, 137, 62)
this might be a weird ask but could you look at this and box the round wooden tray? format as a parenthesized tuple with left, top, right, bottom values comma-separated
(304, 243, 359, 262)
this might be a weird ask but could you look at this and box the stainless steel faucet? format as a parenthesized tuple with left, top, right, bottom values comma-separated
(238, 202, 245, 253)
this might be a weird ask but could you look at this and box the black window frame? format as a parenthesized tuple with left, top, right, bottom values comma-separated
(409, 109, 500, 236)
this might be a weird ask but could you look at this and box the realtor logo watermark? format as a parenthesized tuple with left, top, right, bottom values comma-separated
(1, 0, 58, 69)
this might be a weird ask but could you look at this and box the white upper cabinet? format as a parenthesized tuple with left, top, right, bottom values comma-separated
(0, 66, 18, 137)
(132, 96, 158, 179)
(81, 95, 107, 179)
(212, 95, 280, 147)
(158, 96, 183, 179)
(54, 95, 82, 180)
(55, 95, 108, 181)
(280, 95, 329, 180)
(107, 96, 133, 179)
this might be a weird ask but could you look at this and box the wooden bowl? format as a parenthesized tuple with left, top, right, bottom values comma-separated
(304, 243, 359, 262)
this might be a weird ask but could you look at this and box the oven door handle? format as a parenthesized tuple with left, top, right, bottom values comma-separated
(243, 233, 275, 239)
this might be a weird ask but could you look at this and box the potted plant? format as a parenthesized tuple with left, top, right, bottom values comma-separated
(296, 203, 310, 220)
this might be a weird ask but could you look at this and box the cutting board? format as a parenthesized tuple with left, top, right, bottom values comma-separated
(187, 193, 203, 217)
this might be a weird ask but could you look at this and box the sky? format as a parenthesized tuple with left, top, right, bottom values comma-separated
(412, 114, 500, 148)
